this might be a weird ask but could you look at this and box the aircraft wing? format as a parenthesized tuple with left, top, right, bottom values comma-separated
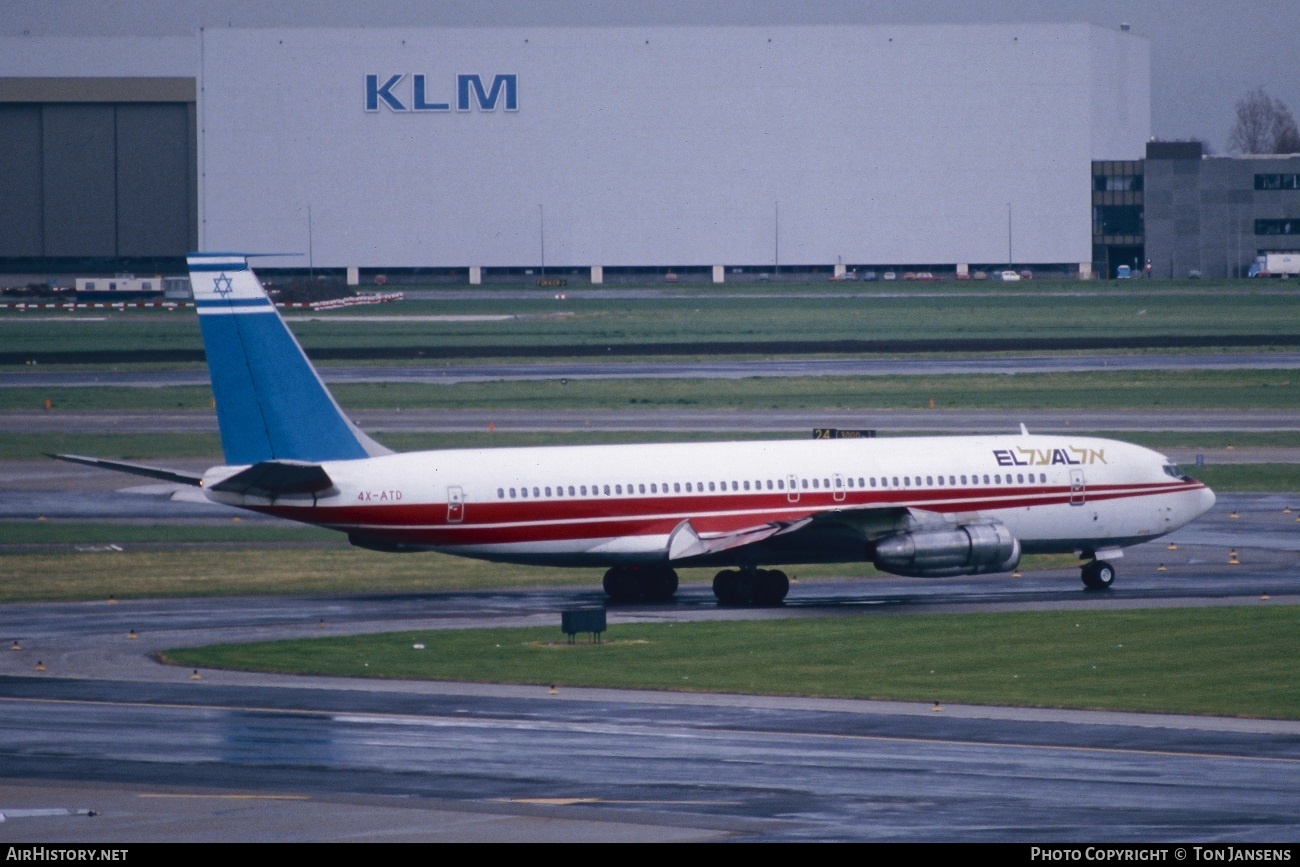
(667, 517, 813, 561)
(666, 504, 928, 562)
(48, 453, 204, 487)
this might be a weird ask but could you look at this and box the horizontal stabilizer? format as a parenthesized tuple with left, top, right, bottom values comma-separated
(209, 460, 336, 499)
(47, 453, 203, 487)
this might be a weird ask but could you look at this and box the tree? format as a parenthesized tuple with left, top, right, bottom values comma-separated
(1229, 88, 1300, 154)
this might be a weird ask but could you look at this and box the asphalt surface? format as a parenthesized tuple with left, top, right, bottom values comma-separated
(1, 494, 1298, 842)
(7, 407, 1300, 436)
(3, 351, 1299, 388)
(4, 335, 1300, 366)
(2, 336, 1297, 841)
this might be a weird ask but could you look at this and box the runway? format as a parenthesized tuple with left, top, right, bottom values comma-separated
(1, 495, 1298, 842)
(7, 407, 1300, 436)
(3, 350, 1299, 388)
(3, 358, 1298, 839)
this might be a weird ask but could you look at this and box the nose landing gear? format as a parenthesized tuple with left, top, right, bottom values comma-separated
(1081, 560, 1116, 591)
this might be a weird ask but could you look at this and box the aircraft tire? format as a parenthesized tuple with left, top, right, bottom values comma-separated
(713, 569, 743, 605)
(757, 569, 790, 604)
(646, 567, 679, 602)
(1081, 560, 1116, 591)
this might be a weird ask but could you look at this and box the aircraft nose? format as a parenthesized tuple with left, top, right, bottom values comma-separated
(1196, 484, 1216, 516)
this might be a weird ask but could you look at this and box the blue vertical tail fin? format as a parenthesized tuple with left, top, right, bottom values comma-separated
(187, 253, 391, 465)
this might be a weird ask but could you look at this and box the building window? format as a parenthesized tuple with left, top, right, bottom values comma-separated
(1256, 219, 1299, 235)
(1095, 175, 1144, 192)
(1094, 204, 1143, 236)
(1255, 174, 1300, 190)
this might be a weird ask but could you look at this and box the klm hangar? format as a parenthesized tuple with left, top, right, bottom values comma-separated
(1, 23, 1149, 278)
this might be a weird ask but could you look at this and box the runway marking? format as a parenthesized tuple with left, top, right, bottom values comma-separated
(500, 798, 742, 806)
(5, 694, 1300, 766)
(137, 793, 310, 801)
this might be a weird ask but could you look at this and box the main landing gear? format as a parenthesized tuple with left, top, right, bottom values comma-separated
(712, 568, 790, 606)
(602, 565, 679, 603)
(1081, 560, 1116, 591)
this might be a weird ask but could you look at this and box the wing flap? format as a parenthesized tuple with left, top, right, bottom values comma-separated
(668, 518, 810, 561)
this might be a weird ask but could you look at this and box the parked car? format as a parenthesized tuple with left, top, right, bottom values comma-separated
(1117, 265, 1132, 279)
(907, 272, 940, 281)
(999, 270, 1021, 282)
(882, 271, 897, 281)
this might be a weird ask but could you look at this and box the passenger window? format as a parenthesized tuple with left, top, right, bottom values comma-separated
(497, 488, 504, 498)
(533, 487, 539, 497)
(926, 476, 933, 486)
(603, 485, 610, 495)
(568, 486, 575, 496)
(545, 487, 552, 497)
(674, 483, 681, 493)
(812, 478, 819, 489)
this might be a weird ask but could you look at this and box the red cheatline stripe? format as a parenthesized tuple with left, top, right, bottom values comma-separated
(252, 480, 1205, 546)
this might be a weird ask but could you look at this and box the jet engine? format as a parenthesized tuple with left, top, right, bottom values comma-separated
(871, 522, 1021, 578)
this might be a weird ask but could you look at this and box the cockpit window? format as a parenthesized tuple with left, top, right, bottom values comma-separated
(1163, 463, 1191, 481)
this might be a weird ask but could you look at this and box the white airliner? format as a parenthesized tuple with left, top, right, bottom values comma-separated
(56, 254, 1216, 604)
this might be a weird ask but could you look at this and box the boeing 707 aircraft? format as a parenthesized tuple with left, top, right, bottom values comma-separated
(56, 254, 1216, 605)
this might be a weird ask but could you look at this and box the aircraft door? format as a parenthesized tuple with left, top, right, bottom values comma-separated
(833, 473, 847, 502)
(447, 485, 465, 523)
(787, 473, 800, 503)
(1069, 469, 1086, 505)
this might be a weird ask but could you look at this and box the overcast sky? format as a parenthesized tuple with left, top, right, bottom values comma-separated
(6, 0, 1298, 152)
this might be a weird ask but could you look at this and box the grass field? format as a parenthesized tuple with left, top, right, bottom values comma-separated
(2, 282, 1300, 355)
(5, 368, 1299, 414)
(0, 541, 937, 603)
(4, 429, 1298, 461)
(3, 280, 1296, 713)
(160, 606, 1300, 719)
